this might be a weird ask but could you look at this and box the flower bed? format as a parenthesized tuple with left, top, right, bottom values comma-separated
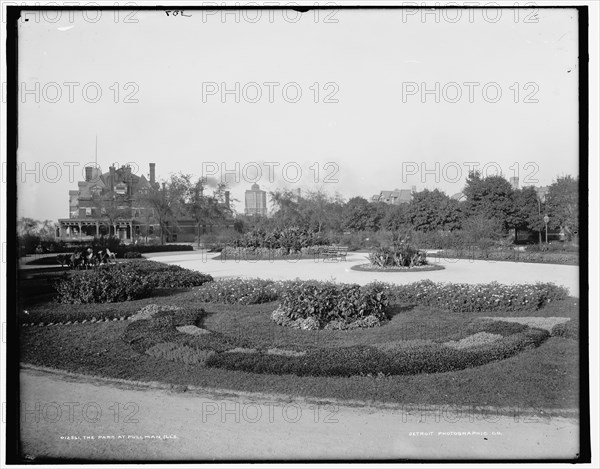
(367, 238, 428, 268)
(274, 281, 388, 330)
(351, 263, 445, 272)
(383, 280, 568, 313)
(195, 278, 285, 305)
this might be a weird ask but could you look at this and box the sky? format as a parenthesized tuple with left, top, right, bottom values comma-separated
(15, 7, 579, 221)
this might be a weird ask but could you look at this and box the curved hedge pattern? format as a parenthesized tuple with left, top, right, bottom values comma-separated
(122, 307, 555, 378)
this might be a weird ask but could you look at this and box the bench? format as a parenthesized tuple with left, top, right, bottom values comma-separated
(321, 245, 349, 262)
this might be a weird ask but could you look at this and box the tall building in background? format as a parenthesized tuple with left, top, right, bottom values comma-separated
(245, 183, 268, 216)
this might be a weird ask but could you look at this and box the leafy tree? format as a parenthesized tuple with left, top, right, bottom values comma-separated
(185, 176, 231, 246)
(297, 189, 345, 234)
(459, 215, 504, 249)
(512, 186, 545, 244)
(463, 172, 516, 232)
(136, 174, 188, 244)
(407, 189, 462, 232)
(545, 175, 579, 240)
(343, 197, 385, 232)
(381, 203, 409, 231)
(269, 189, 303, 228)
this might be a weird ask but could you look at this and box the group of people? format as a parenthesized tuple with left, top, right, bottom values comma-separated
(56, 247, 117, 270)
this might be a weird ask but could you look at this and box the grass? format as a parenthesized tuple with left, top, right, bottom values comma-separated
(20, 320, 579, 409)
(18, 288, 581, 409)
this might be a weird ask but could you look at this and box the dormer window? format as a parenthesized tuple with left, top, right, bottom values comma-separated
(115, 183, 127, 195)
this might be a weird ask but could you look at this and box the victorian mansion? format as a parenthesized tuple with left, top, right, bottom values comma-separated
(57, 163, 233, 243)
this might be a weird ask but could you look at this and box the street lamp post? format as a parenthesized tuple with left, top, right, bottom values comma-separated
(543, 215, 550, 244)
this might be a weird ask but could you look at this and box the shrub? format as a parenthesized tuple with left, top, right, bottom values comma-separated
(551, 319, 579, 340)
(231, 227, 330, 253)
(384, 280, 568, 312)
(367, 237, 427, 268)
(118, 260, 213, 289)
(123, 251, 143, 259)
(53, 260, 212, 303)
(195, 278, 284, 305)
(54, 266, 154, 304)
(276, 281, 388, 329)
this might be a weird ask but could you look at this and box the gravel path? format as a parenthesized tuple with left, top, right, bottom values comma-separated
(19, 368, 579, 461)
(145, 251, 580, 297)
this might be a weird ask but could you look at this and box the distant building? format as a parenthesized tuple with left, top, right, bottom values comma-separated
(510, 176, 520, 190)
(58, 163, 155, 241)
(58, 163, 233, 243)
(451, 192, 467, 202)
(245, 183, 268, 216)
(535, 186, 550, 203)
(371, 186, 416, 205)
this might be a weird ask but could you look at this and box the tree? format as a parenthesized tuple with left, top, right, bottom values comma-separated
(269, 189, 303, 228)
(463, 172, 516, 232)
(381, 203, 409, 232)
(185, 177, 231, 246)
(17, 217, 41, 236)
(407, 189, 462, 232)
(342, 197, 385, 232)
(545, 175, 579, 241)
(136, 174, 188, 244)
(296, 189, 345, 234)
(512, 186, 545, 244)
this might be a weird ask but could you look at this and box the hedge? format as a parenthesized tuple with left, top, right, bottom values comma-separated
(205, 328, 550, 377)
(54, 266, 154, 304)
(432, 247, 578, 266)
(383, 280, 568, 313)
(54, 260, 213, 304)
(197, 278, 567, 314)
(550, 319, 579, 340)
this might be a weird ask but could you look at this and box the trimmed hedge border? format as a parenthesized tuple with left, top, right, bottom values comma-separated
(196, 278, 567, 313)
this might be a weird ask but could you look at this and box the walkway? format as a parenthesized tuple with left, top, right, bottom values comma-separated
(145, 251, 580, 297)
(19, 368, 579, 461)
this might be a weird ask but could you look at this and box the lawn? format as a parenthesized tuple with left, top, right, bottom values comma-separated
(19, 286, 580, 411)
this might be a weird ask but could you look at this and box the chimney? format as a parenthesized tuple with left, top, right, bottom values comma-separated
(225, 191, 230, 209)
(297, 188, 302, 199)
(109, 166, 115, 191)
(510, 177, 519, 190)
(85, 167, 93, 182)
(149, 163, 155, 184)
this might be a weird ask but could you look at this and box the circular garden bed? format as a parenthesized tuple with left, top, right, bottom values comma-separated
(350, 263, 445, 273)
(121, 303, 566, 378)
